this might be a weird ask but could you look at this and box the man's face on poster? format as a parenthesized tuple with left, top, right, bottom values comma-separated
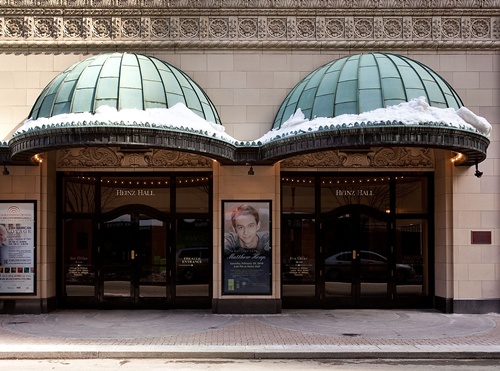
(0, 226, 7, 245)
(234, 214, 261, 248)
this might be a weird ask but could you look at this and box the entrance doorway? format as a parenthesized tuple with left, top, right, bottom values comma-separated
(99, 207, 168, 306)
(59, 173, 212, 309)
(281, 173, 432, 309)
(322, 206, 391, 307)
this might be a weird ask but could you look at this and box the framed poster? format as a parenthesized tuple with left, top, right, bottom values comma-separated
(0, 201, 36, 295)
(222, 200, 272, 295)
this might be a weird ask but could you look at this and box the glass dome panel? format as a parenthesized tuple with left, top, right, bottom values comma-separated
(28, 53, 221, 125)
(273, 53, 463, 130)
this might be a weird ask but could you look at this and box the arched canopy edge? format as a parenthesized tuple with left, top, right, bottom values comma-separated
(8, 126, 239, 165)
(5, 124, 489, 167)
(259, 126, 489, 166)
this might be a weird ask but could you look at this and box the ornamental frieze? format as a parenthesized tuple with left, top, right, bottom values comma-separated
(281, 148, 435, 168)
(0, 1, 498, 50)
(58, 147, 124, 167)
(57, 147, 213, 168)
(0, 1, 498, 9)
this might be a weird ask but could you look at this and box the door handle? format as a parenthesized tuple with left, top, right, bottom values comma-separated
(131, 250, 135, 260)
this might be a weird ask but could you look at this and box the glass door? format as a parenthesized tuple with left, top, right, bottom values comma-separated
(59, 172, 213, 309)
(98, 209, 168, 305)
(322, 212, 357, 306)
(175, 218, 211, 298)
(322, 207, 390, 307)
(357, 214, 390, 304)
(281, 172, 432, 309)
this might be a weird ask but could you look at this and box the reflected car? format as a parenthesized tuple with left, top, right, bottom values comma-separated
(175, 247, 210, 284)
(325, 250, 415, 283)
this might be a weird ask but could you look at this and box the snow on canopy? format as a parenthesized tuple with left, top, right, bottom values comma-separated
(15, 97, 491, 146)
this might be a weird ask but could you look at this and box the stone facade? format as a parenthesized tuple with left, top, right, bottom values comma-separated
(0, 1, 498, 314)
(0, 1, 498, 50)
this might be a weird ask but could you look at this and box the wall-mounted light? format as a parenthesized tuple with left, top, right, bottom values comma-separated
(33, 154, 43, 163)
(450, 152, 465, 164)
(474, 161, 483, 178)
(2, 165, 9, 176)
(246, 163, 254, 176)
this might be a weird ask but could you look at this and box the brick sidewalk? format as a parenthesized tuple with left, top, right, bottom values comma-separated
(0, 310, 498, 359)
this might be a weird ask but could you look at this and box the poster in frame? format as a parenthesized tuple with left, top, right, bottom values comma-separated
(0, 201, 36, 295)
(222, 200, 272, 295)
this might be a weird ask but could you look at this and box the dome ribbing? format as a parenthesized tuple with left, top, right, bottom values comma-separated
(273, 53, 462, 129)
(29, 53, 221, 125)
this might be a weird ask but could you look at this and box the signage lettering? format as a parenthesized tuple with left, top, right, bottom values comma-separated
(116, 189, 156, 196)
(336, 189, 374, 196)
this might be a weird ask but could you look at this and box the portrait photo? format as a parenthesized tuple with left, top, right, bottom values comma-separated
(222, 200, 272, 295)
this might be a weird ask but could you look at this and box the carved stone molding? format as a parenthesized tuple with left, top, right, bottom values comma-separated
(281, 151, 348, 168)
(57, 147, 213, 168)
(0, 1, 498, 50)
(58, 147, 124, 167)
(369, 147, 434, 167)
(0, 1, 498, 9)
(144, 149, 213, 167)
(281, 147, 435, 168)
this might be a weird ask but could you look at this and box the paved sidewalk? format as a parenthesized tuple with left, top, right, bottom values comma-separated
(0, 309, 499, 359)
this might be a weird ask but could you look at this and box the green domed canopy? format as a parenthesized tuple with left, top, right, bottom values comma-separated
(273, 53, 462, 129)
(5, 52, 488, 167)
(29, 52, 221, 125)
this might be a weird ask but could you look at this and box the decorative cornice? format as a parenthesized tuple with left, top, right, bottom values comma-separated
(0, 1, 498, 51)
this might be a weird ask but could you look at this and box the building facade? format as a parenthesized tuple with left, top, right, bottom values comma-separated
(0, 0, 498, 314)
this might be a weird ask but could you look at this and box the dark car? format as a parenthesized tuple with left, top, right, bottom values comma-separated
(325, 250, 415, 283)
(176, 247, 210, 284)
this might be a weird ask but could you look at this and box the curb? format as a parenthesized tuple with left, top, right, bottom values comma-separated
(1, 349, 499, 360)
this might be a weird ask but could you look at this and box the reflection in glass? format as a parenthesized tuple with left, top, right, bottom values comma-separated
(101, 176, 170, 213)
(63, 218, 95, 297)
(396, 176, 427, 213)
(323, 212, 390, 298)
(281, 218, 316, 297)
(323, 215, 354, 299)
(358, 217, 389, 298)
(63, 177, 96, 213)
(281, 173, 431, 308)
(99, 213, 169, 299)
(175, 218, 211, 297)
(138, 215, 168, 298)
(282, 177, 315, 214)
(176, 177, 211, 213)
(321, 176, 390, 213)
(395, 220, 427, 296)
(101, 214, 133, 298)
(61, 173, 212, 306)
